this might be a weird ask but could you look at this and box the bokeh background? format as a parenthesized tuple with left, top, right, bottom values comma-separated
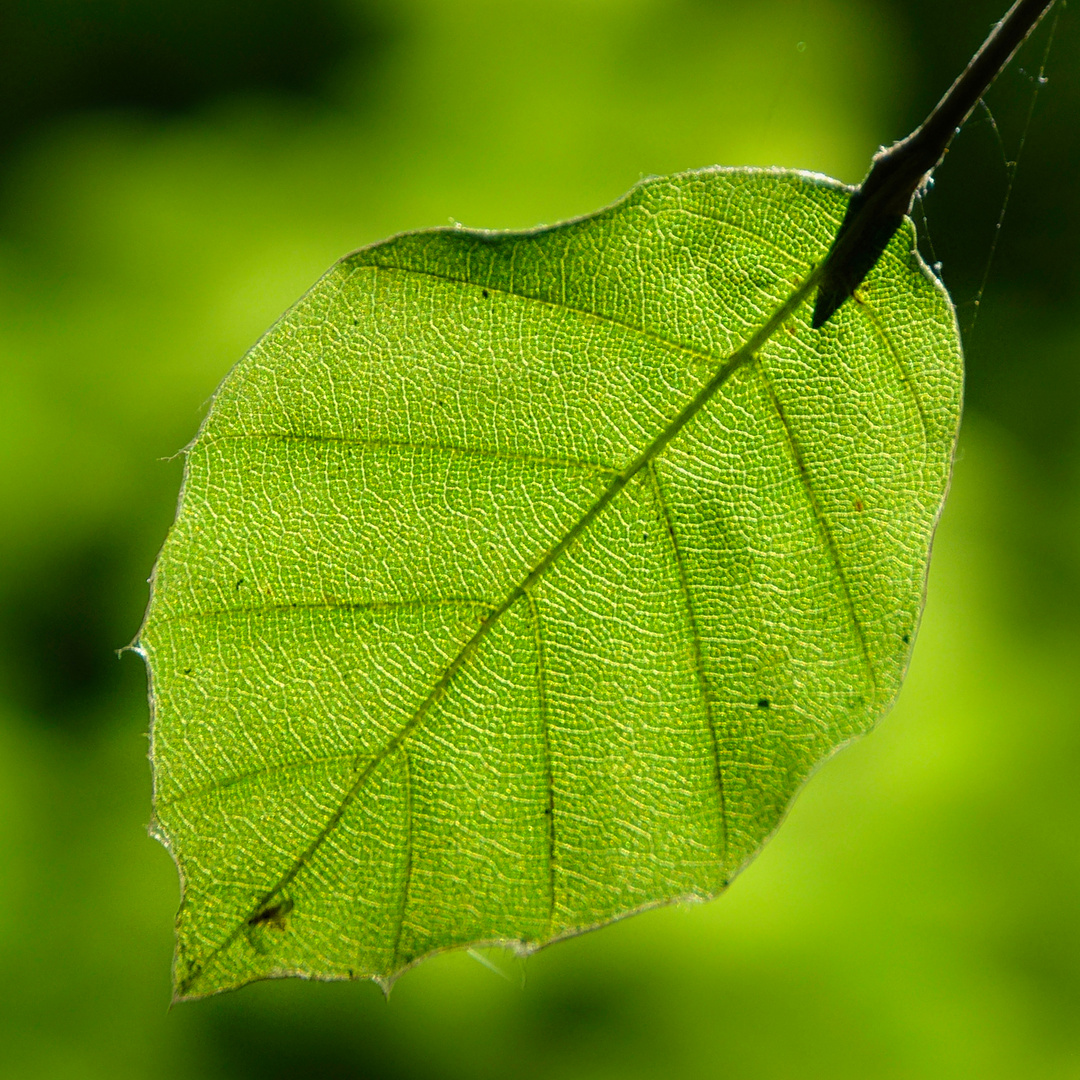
(1, 0, 1077, 1076)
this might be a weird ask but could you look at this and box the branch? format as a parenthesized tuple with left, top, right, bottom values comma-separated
(812, 0, 1057, 329)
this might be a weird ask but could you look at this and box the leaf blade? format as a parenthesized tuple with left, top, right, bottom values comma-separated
(140, 167, 962, 999)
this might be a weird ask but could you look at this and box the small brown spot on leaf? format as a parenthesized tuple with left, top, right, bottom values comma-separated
(248, 897, 294, 930)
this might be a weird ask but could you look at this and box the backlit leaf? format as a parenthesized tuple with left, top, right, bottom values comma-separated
(139, 167, 962, 999)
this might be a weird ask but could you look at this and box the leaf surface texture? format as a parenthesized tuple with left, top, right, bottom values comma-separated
(140, 168, 962, 999)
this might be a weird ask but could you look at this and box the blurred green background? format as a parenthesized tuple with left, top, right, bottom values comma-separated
(0, 0, 1077, 1076)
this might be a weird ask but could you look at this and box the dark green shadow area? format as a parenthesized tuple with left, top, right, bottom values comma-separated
(0, 0, 394, 154)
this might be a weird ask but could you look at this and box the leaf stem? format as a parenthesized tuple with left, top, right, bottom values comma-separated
(812, 0, 1057, 327)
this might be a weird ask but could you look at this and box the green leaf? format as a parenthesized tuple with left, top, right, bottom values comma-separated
(139, 167, 961, 1000)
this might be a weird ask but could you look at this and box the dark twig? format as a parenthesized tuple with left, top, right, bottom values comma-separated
(812, 0, 1057, 329)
